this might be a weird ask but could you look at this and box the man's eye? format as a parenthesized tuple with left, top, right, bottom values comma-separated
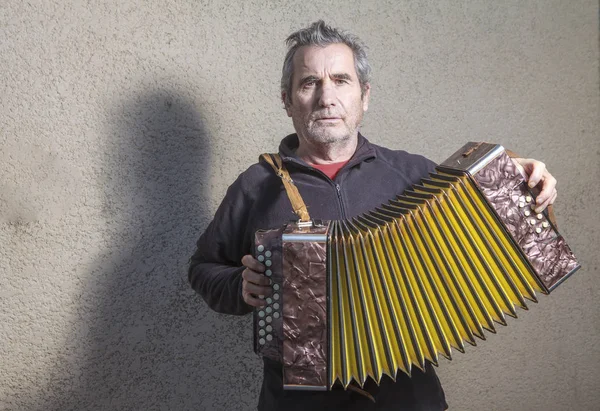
(303, 81, 316, 88)
(335, 79, 348, 85)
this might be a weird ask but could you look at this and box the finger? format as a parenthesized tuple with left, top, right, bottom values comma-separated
(243, 291, 267, 307)
(527, 161, 546, 188)
(534, 192, 554, 213)
(241, 254, 265, 273)
(537, 190, 558, 214)
(535, 175, 557, 208)
(244, 281, 272, 297)
(242, 268, 272, 287)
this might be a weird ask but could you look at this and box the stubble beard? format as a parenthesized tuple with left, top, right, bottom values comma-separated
(306, 122, 351, 145)
(297, 112, 364, 147)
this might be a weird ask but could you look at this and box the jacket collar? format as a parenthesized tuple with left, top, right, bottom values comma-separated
(278, 133, 377, 168)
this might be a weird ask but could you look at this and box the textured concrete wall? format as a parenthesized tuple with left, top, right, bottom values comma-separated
(1, 1, 597, 410)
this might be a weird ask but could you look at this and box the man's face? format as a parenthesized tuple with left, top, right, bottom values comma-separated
(284, 43, 370, 146)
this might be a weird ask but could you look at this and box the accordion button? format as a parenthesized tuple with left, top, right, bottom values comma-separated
(530, 219, 536, 225)
(266, 307, 272, 314)
(519, 202, 525, 208)
(273, 284, 280, 291)
(257, 245, 265, 252)
(259, 329, 265, 336)
(259, 338, 266, 345)
(273, 303, 280, 310)
(266, 325, 273, 332)
(258, 311, 265, 318)
(526, 195, 532, 203)
(265, 270, 272, 277)
(266, 316, 272, 323)
(519, 196, 525, 202)
(273, 312, 280, 319)
(524, 210, 531, 216)
(266, 334, 273, 342)
(259, 320, 265, 327)
(537, 213, 543, 220)
(257, 255, 265, 262)
(265, 260, 272, 267)
(265, 251, 272, 258)
(273, 293, 280, 300)
(266, 297, 273, 304)
(536, 227, 542, 234)
(542, 221, 549, 228)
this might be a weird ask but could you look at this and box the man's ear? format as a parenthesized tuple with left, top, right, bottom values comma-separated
(362, 83, 371, 112)
(281, 92, 292, 117)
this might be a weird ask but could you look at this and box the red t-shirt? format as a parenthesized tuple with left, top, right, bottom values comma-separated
(309, 160, 349, 180)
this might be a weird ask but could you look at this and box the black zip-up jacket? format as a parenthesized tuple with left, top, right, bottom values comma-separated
(189, 134, 448, 410)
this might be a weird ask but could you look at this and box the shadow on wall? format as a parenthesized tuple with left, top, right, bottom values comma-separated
(41, 90, 258, 410)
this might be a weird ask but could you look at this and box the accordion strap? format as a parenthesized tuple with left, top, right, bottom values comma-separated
(260, 153, 311, 222)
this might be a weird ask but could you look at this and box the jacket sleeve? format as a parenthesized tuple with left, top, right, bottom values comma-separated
(188, 176, 254, 315)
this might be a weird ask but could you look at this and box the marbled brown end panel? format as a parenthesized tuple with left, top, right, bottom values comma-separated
(254, 227, 284, 362)
(473, 152, 579, 290)
(282, 240, 328, 388)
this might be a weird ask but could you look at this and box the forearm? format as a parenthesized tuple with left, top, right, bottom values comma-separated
(188, 260, 252, 316)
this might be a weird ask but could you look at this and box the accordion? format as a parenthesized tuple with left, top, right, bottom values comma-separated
(252, 142, 579, 391)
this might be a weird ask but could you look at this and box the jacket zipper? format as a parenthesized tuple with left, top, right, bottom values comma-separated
(283, 158, 348, 220)
(335, 183, 347, 220)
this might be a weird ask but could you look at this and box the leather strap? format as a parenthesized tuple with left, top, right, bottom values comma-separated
(506, 149, 557, 228)
(260, 153, 311, 222)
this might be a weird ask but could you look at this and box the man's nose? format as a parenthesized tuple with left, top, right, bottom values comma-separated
(317, 81, 336, 107)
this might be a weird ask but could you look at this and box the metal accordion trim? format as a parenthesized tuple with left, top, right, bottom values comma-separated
(252, 142, 580, 391)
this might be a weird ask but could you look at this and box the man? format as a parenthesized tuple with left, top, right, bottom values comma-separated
(188, 21, 557, 411)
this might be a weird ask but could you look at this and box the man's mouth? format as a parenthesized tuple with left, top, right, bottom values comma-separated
(314, 117, 341, 122)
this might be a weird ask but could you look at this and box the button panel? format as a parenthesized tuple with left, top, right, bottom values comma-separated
(253, 228, 284, 361)
(255, 243, 282, 344)
(517, 192, 552, 236)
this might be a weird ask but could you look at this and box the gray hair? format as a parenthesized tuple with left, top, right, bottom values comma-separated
(281, 20, 372, 106)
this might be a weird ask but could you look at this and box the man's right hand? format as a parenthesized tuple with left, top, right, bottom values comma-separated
(241, 254, 272, 307)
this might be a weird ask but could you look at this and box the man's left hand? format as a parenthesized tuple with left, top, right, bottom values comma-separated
(511, 158, 558, 213)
